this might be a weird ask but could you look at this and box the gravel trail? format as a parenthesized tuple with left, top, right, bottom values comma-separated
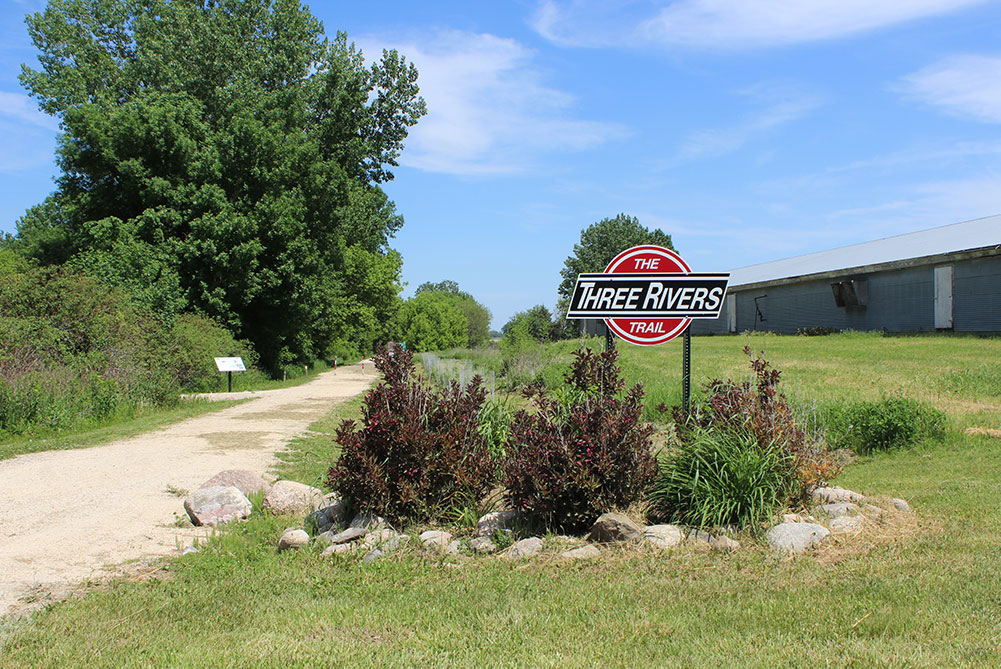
(0, 362, 375, 618)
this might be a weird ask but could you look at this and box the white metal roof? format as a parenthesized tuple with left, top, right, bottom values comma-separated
(729, 214, 1001, 288)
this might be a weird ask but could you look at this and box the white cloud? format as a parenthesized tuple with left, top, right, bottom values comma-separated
(0, 91, 59, 132)
(674, 83, 822, 162)
(898, 54, 1001, 123)
(358, 31, 627, 176)
(532, 0, 986, 49)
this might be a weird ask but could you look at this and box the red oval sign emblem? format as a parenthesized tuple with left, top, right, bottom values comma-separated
(604, 245, 692, 345)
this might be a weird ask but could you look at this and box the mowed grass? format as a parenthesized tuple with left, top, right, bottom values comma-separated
(2, 334, 1001, 667)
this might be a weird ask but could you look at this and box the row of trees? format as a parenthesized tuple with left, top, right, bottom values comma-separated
(8, 0, 426, 370)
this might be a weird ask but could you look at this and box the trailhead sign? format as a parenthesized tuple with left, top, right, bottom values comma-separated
(566, 245, 730, 345)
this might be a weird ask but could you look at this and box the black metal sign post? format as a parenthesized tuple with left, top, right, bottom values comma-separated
(682, 329, 691, 414)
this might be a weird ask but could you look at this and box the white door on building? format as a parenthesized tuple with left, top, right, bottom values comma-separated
(934, 265, 953, 329)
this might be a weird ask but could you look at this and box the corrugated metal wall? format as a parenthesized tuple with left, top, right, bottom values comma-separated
(686, 252, 1000, 335)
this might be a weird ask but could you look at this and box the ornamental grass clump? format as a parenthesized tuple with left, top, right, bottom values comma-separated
(826, 398, 946, 454)
(327, 347, 498, 526)
(503, 349, 657, 533)
(650, 347, 840, 530)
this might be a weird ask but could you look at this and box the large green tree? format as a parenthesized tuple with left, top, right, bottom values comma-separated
(393, 291, 467, 353)
(16, 0, 426, 370)
(414, 280, 492, 348)
(556, 214, 675, 338)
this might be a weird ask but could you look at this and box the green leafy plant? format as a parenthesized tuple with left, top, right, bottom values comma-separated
(649, 426, 798, 529)
(826, 398, 946, 454)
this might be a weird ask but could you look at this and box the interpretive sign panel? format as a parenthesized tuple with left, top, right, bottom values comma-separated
(214, 357, 246, 372)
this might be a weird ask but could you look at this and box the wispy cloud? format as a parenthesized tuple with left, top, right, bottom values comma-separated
(358, 31, 628, 176)
(674, 83, 822, 163)
(898, 54, 1001, 123)
(0, 91, 59, 132)
(532, 0, 986, 49)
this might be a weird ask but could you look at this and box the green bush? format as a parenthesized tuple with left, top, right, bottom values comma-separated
(168, 314, 260, 393)
(649, 426, 798, 529)
(826, 398, 946, 454)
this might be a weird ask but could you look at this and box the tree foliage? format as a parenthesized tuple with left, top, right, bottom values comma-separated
(415, 280, 492, 347)
(16, 0, 426, 370)
(394, 291, 467, 353)
(503, 305, 554, 343)
(558, 214, 675, 302)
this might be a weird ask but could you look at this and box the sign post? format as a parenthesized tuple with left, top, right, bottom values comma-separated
(566, 246, 728, 415)
(214, 357, 246, 392)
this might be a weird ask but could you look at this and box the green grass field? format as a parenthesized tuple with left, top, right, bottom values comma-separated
(2, 333, 1000, 667)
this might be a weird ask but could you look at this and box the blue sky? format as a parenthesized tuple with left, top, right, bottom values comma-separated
(3, 1, 1001, 328)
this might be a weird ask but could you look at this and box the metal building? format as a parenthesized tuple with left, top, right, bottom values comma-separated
(690, 215, 1001, 335)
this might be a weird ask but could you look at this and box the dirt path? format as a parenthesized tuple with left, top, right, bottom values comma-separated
(0, 362, 376, 618)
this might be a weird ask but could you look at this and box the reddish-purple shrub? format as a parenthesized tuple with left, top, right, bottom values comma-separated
(503, 348, 657, 533)
(327, 347, 498, 525)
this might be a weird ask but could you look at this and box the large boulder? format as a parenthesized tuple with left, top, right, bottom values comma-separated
(199, 469, 270, 497)
(767, 522, 830, 553)
(587, 512, 644, 543)
(184, 486, 253, 526)
(263, 480, 324, 516)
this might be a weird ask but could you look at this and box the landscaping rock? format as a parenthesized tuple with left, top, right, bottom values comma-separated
(830, 516, 866, 533)
(183, 486, 253, 526)
(863, 504, 884, 516)
(820, 502, 858, 518)
(686, 530, 740, 551)
(317, 526, 369, 546)
(278, 528, 309, 551)
(306, 498, 349, 535)
(643, 524, 684, 549)
(199, 469, 270, 497)
(322, 543, 354, 557)
(767, 522, 830, 553)
(469, 536, 499, 554)
(890, 498, 911, 513)
(588, 512, 643, 543)
(349, 513, 386, 530)
(362, 549, 384, 564)
(419, 530, 453, 548)
(507, 537, 543, 559)
(475, 510, 518, 537)
(445, 540, 464, 556)
(560, 545, 600, 560)
(812, 486, 864, 505)
(262, 480, 323, 515)
(782, 513, 804, 523)
(361, 529, 405, 553)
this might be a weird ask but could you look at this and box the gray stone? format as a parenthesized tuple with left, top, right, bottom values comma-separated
(890, 498, 911, 513)
(820, 502, 858, 518)
(262, 480, 324, 516)
(507, 537, 543, 559)
(560, 545, 600, 560)
(362, 549, 385, 564)
(305, 498, 349, 535)
(812, 486, 865, 505)
(445, 540, 464, 556)
(305, 510, 332, 536)
(349, 513, 386, 530)
(469, 536, 499, 554)
(767, 522, 831, 553)
(199, 469, 270, 497)
(830, 516, 866, 533)
(863, 504, 884, 516)
(643, 524, 684, 549)
(475, 510, 519, 537)
(183, 486, 253, 527)
(317, 526, 369, 546)
(419, 530, 453, 548)
(278, 528, 309, 551)
(587, 512, 644, 543)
